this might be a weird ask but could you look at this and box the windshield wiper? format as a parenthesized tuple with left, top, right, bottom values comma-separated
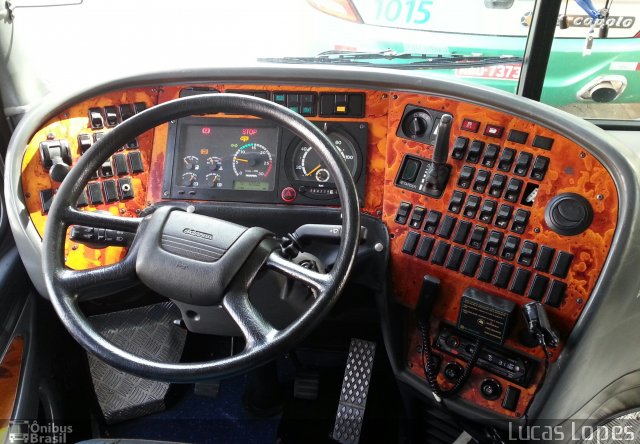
(259, 50, 523, 70)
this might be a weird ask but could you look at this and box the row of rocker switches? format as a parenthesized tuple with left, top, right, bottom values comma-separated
(451, 137, 549, 182)
(77, 133, 139, 154)
(39, 177, 134, 213)
(89, 103, 146, 129)
(445, 192, 529, 234)
(88, 152, 144, 179)
(457, 167, 535, 205)
(401, 229, 571, 307)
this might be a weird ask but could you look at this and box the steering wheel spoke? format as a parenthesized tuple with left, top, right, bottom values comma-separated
(266, 250, 332, 294)
(223, 290, 278, 349)
(62, 206, 142, 232)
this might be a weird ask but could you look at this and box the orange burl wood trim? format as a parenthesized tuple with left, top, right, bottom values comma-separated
(0, 336, 24, 431)
(148, 85, 388, 216)
(383, 93, 618, 417)
(20, 88, 158, 269)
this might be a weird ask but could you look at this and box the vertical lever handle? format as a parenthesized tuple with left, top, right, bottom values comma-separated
(433, 114, 452, 165)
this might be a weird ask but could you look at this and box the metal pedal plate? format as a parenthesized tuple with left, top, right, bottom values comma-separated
(87, 302, 186, 424)
(331, 338, 376, 444)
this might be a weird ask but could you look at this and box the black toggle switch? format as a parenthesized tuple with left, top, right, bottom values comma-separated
(518, 241, 538, 267)
(395, 201, 412, 225)
(423, 210, 442, 234)
(468, 225, 487, 250)
(77, 133, 92, 153)
(457, 165, 475, 189)
(482, 144, 500, 167)
(88, 108, 104, 129)
(466, 140, 485, 164)
(531, 156, 550, 181)
(513, 152, 533, 177)
(504, 178, 523, 202)
(409, 206, 427, 229)
(479, 199, 498, 223)
(511, 209, 530, 234)
(495, 204, 513, 229)
(451, 137, 469, 160)
(497, 148, 516, 171)
(463, 195, 481, 219)
(448, 190, 465, 214)
(485, 230, 503, 255)
(501, 236, 520, 261)
(100, 159, 114, 178)
(473, 170, 491, 193)
(104, 106, 118, 127)
(488, 174, 507, 198)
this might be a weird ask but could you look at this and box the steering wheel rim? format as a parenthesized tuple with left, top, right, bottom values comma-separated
(42, 93, 360, 382)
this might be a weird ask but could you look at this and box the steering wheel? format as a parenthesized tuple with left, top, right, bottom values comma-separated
(41, 94, 360, 382)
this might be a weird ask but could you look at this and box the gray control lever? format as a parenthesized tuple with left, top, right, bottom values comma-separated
(281, 224, 367, 258)
(522, 301, 559, 348)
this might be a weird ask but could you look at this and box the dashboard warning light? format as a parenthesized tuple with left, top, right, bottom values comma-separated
(240, 136, 250, 142)
(201, 127, 211, 135)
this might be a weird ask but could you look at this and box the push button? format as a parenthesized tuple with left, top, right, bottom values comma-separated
(77, 133, 92, 153)
(510, 268, 531, 295)
(488, 174, 507, 198)
(423, 210, 442, 234)
(513, 152, 533, 176)
(482, 144, 500, 168)
(100, 159, 114, 178)
(484, 124, 504, 138)
(461, 119, 480, 133)
(545, 280, 567, 307)
(104, 106, 118, 127)
(473, 170, 491, 193)
(497, 148, 516, 171)
(451, 137, 469, 160)
(457, 166, 475, 189)
(395, 201, 412, 225)
(448, 191, 465, 214)
(431, 241, 450, 265)
(87, 182, 104, 205)
(518, 241, 538, 267)
(501, 235, 520, 261)
(461, 252, 481, 277)
(528, 274, 549, 301)
(511, 209, 530, 234)
(409, 206, 427, 229)
(484, 230, 503, 255)
(463, 195, 481, 219)
(119, 104, 134, 121)
(479, 199, 498, 223)
(88, 108, 104, 129)
(416, 236, 435, 260)
(532, 135, 554, 150)
(507, 129, 528, 144)
(466, 140, 485, 164)
(103, 179, 118, 202)
(495, 204, 513, 229)
(128, 151, 144, 173)
(478, 257, 498, 282)
(453, 220, 472, 244)
(534, 246, 555, 273)
(446, 246, 465, 271)
(334, 94, 348, 113)
(112, 153, 129, 176)
(286, 94, 300, 113)
(300, 93, 316, 116)
(531, 156, 550, 181)
(504, 178, 523, 202)
(468, 225, 487, 250)
(493, 263, 514, 288)
(551, 251, 574, 278)
(133, 102, 146, 114)
(273, 92, 287, 106)
(402, 231, 420, 254)
(437, 215, 457, 239)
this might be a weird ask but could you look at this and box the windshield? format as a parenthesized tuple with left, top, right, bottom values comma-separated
(2, 0, 638, 120)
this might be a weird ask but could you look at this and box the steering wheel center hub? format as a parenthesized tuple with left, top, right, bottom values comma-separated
(136, 207, 272, 305)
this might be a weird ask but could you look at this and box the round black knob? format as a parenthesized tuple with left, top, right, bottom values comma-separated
(49, 161, 70, 183)
(443, 362, 463, 382)
(545, 193, 593, 236)
(402, 110, 432, 139)
(480, 378, 502, 400)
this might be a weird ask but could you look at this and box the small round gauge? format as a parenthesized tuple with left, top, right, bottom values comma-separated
(290, 131, 360, 184)
(205, 173, 221, 187)
(181, 172, 197, 186)
(206, 156, 222, 171)
(184, 155, 199, 170)
(232, 143, 274, 178)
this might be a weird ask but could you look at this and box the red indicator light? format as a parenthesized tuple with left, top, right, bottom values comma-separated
(201, 127, 211, 135)
(242, 128, 258, 136)
(461, 119, 480, 133)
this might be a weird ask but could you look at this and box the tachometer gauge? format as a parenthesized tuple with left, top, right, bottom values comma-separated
(290, 131, 360, 184)
(232, 143, 274, 178)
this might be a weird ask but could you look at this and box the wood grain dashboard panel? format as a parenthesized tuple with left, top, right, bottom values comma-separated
(19, 83, 618, 419)
(0, 336, 24, 434)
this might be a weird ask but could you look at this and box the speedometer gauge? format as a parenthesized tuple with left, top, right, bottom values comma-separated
(232, 143, 274, 178)
(290, 131, 360, 184)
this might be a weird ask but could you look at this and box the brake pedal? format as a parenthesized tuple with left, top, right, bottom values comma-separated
(331, 338, 376, 444)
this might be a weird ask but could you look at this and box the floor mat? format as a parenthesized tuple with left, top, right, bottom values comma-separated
(88, 302, 187, 424)
(103, 376, 280, 444)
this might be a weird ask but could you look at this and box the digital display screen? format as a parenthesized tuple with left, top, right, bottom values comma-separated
(174, 119, 278, 192)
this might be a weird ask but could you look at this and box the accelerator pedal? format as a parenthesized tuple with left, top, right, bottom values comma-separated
(87, 302, 186, 424)
(331, 338, 376, 444)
